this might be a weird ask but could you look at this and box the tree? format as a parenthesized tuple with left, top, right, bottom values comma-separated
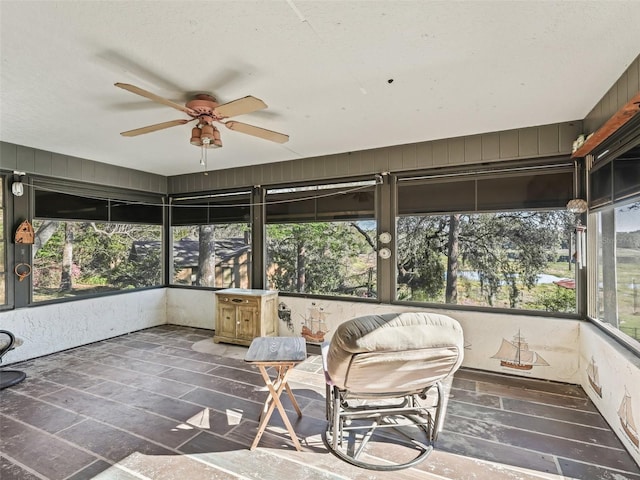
(267, 222, 374, 295)
(398, 210, 572, 309)
(60, 223, 74, 291)
(197, 225, 216, 286)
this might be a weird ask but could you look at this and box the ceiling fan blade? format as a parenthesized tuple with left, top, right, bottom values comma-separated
(120, 119, 191, 137)
(224, 121, 289, 143)
(115, 83, 196, 115)
(215, 96, 267, 118)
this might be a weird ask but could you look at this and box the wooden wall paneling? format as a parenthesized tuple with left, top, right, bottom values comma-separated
(373, 148, 390, 173)
(559, 122, 583, 153)
(464, 134, 482, 163)
(34, 149, 52, 175)
(67, 157, 83, 181)
(0, 142, 17, 170)
(499, 130, 519, 159)
(16, 146, 35, 172)
(388, 145, 403, 172)
(481, 132, 500, 161)
(51, 153, 67, 177)
(81, 159, 96, 183)
(518, 127, 539, 157)
(432, 139, 448, 166)
(447, 137, 465, 165)
(400, 143, 417, 170)
(415, 141, 433, 168)
(539, 124, 560, 155)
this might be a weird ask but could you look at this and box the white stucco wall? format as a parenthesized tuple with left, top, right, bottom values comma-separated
(3, 286, 639, 464)
(580, 324, 640, 464)
(165, 288, 215, 329)
(0, 289, 167, 364)
(164, 289, 581, 384)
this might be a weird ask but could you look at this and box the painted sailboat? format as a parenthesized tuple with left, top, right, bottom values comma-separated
(618, 388, 639, 448)
(491, 331, 549, 371)
(300, 303, 328, 343)
(586, 356, 602, 398)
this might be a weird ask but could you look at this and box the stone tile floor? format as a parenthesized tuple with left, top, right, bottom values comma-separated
(0, 325, 639, 479)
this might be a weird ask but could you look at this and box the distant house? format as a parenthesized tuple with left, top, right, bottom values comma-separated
(130, 238, 250, 288)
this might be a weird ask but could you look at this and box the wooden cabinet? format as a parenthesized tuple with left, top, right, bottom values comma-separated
(214, 289, 278, 346)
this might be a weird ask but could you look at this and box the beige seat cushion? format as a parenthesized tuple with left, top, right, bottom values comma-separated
(324, 312, 464, 395)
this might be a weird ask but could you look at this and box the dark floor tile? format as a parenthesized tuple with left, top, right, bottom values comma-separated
(558, 457, 640, 479)
(57, 418, 175, 462)
(437, 429, 560, 474)
(456, 368, 586, 398)
(5, 377, 65, 398)
(65, 460, 113, 480)
(64, 361, 197, 397)
(502, 397, 610, 428)
(419, 449, 554, 480)
(477, 381, 598, 412)
(0, 416, 98, 480)
(160, 368, 262, 401)
(178, 430, 244, 453)
(446, 414, 638, 472)
(43, 388, 199, 448)
(105, 345, 217, 373)
(447, 400, 622, 448)
(0, 455, 42, 480)
(180, 387, 263, 421)
(450, 387, 502, 408)
(0, 389, 85, 434)
(37, 368, 107, 390)
(80, 352, 172, 375)
(452, 376, 477, 391)
(204, 364, 263, 386)
(86, 380, 206, 422)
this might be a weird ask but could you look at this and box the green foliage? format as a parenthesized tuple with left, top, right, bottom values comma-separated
(266, 222, 375, 296)
(397, 210, 575, 311)
(32, 220, 162, 298)
(527, 285, 576, 313)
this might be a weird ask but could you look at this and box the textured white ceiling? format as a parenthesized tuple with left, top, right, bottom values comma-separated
(1, 1, 639, 177)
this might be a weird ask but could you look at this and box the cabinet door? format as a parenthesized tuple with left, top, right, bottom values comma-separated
(237, 305, 257, 340)
(217, 304, 237, 339)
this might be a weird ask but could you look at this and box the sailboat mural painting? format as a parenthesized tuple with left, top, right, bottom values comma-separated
(619, 387, 639, 448)
(491, 331, 549, 371)
(300, 302, 329, 344)
(587, 356, 602, 398)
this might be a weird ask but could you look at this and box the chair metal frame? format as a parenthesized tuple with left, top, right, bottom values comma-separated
(323, 379, 446, 471)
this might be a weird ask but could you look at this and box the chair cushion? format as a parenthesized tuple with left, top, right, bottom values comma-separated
(324, 312, 464, 394)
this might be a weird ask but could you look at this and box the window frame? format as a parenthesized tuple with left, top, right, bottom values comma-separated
(392, 160, 580, 317)
(586, 117, 640, 356)
(29, 177, 166, 305)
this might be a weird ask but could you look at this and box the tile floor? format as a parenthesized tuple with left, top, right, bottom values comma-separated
(0, 325, 639, 480)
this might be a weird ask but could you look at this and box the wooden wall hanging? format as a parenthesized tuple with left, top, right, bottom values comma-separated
(14, 220, 34, 244)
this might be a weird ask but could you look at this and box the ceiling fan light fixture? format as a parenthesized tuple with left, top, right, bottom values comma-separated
(190, 127, 202, 146)
(212, 126, 222, 148)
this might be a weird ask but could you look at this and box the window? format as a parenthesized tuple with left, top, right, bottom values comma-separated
(0, 177, 6, 305)
(396, 164, 577, 312)
(265, 181, 377, 298)
(32, 182, 164, 302)
(170, 191, 251, 288)
(594, 201, 640, 346)
(591, 141, 640, 348)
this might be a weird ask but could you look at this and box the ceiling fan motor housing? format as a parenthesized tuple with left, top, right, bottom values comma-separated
(186, 95, 221, 118)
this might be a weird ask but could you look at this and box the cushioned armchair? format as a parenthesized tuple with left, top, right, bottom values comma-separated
(322, 312, 464, 470)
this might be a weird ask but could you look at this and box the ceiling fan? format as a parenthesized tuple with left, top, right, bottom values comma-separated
(114, 83, 289, 149)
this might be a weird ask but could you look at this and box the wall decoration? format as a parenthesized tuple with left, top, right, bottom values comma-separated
(14, 220, 34, 244)
(300, 302, 329, 344)
(491, 330, 550, 371)
(587, 356, 602, 398)
(619, 387, 639, 448)
(278, 302, 294, 332)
